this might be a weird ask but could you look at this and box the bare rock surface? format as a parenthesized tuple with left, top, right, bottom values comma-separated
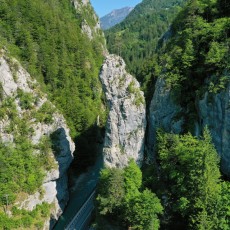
(147, 78, 183, 162)
(198, 83, 230, 176)
(100, 54, 146, 168)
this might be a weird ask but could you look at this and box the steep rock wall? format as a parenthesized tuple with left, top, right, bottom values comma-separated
(198, 83, 230, 176)
(100, 54, 146, 168)
(0, 53, 75, 228)
(147, 78, 183, 162)
(148, 76, 230, 176)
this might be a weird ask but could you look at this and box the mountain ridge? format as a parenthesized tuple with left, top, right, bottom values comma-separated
(100, 6, 134, 30)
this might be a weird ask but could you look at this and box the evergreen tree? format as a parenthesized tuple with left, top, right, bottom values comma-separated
(96, 160, 163, 229)
(157, 128, 230, 229)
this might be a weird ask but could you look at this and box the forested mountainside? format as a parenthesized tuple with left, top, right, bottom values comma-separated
(1, 0, 230, 229)
(95, 0, 230, 229)
(0, 0, 105, 229)
(158, 0, 230, 128)
(105, 0, 187, 79)
(0, 0, 105, 138)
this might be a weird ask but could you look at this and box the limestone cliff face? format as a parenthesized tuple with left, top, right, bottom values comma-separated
(72, 0, 99, 39)
(72, 0, 107, 54)
(198, 83, 230, 176)
(147, 78, 183, 162)
(0, 53, 75, 228)
(148, 76, 230, 176)
(100, 54, 146, 168)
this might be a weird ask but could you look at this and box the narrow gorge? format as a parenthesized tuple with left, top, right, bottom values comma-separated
(0, 0, 230, 229)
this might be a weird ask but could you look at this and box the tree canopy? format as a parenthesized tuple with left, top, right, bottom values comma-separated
(157, 128, 230, 229)
(96, 160, 163, 230)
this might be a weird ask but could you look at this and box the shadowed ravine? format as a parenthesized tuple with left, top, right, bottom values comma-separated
(53, 150, 103, 229)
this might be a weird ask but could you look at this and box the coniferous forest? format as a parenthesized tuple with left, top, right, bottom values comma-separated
(0, 0, 230, 229)
(97, 0, 230, 229)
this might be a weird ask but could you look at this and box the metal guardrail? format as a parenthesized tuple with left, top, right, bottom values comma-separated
(65, 190, 96, 230)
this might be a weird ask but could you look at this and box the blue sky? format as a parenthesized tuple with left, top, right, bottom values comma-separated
(90, 0, 142, 17)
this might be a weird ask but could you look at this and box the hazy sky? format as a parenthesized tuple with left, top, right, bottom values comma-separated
(90, 0, 142, 17)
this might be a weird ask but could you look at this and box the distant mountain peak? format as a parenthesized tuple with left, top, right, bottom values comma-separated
(100, 6, 134, 30)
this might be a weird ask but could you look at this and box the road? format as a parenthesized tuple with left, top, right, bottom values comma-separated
(65, 190, 96, 230)
(53, 152, 103, 230)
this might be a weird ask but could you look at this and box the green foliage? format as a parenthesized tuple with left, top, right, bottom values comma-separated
(96, 160, 163, 229)
(105, 0, 186, 79)
(0, 82, 4, 100)
(157, 128, 230, 229)
(36, 135, 57, 171)
(0, 0, 104, 138)
(33, 101, 55, 124)
(0, 141, 44, 205)
(0, 0, 105, 228)
(97, 168, 125, 216)
(125, 189, 163, 230)
(0, 97, 17, 120)
(0, 202, 51, 229)
(123, 159, 142, 201)
(17, 89, 34, 110)
(127, 81, 145, 107)
(152, 0, 230, 131)
(0, 94, 57, 226)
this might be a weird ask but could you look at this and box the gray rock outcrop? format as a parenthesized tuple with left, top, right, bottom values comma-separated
(0, 53, 75, 228)
(198, 83, 230, 176)
(100, 54, 146, 168)
(147, 78, 183, 162)
(148, 76, 230, 176)
(72, 0, 101, 39)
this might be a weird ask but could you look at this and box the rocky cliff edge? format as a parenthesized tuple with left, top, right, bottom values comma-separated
(0, 51, 75, 228)
(100, 54, 146, 168)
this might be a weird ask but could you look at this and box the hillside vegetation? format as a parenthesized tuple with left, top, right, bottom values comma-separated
(95, 0, 230, 229)
(158, 0, 230, 130)
(0, 0, 105, 138)
(105, 0, 187, 79)
(0, 0, 105, 228)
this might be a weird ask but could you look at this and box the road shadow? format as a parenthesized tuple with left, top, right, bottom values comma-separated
(52, 124, 105, 229)
(44, 127, 73, 229)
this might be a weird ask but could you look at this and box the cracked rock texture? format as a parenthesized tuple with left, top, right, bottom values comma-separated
(0, 53, 75, 228)
(147, 78, 183, 162)
(148, 76, 230, 177)
(198, 83, 230, 176)
(100, 54, 146, 168)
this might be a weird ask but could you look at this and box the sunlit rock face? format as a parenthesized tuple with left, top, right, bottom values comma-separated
(0, 53, 75, 228)
(100, 54, 146, 168)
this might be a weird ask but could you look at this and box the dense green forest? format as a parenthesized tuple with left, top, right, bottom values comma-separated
(0, 0, 107, 172)
(0, 0, 105, 138)
(105, 0, 187, 80)
(95, 160, 163, 230)
(0, 0, 105, 228)
(95, 0, 230, 229)
(158, 0, 230, 131)
(95, 130, 230, 229)
(0, 0, 230, 229)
